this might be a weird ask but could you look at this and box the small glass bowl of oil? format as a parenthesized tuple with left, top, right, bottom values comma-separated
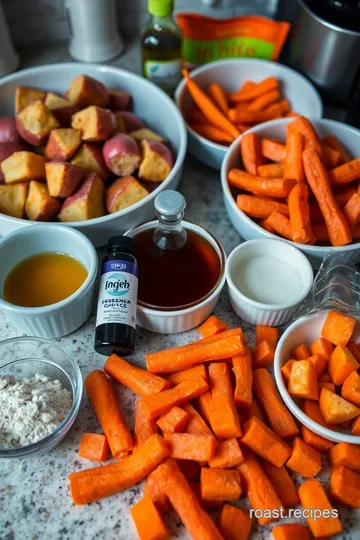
(125, 220, 226, 334)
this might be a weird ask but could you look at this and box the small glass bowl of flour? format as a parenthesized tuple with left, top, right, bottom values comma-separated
(0, 337, 83, 458)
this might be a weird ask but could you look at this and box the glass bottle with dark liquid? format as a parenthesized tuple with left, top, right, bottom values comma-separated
(135, 191, 221, 309)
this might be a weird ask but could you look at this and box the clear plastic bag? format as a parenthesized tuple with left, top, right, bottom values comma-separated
(293, 253, 360, 319)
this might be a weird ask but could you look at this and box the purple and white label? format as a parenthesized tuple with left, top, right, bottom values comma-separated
(101, 260, 139, 277)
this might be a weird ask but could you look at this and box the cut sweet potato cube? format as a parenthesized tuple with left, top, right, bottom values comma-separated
(342, 371, 360, 407)
(0, 182, 29, 218)
(292, 343, 310, 360)
(328, 345, 359, 385)
(138, 140, 173, 183)
(281, 359, 294, 381)
(309, 337, 334, 361)
(321, 310, 356, 346)
(70, 143, 109, 179)
(15, 86, 46, 114)
(45, 128, 81, 161)
(288, 360, 318, 400)
(1, 151, 45, 184)
(71, 106, 116, 142)
(318, 372, 332, 382)
(25, 181, 61, 221)
(255, 325, 278, 348)
(307, 354, 326, 377)
(319, 387, 360, 424)
(286, 437, 322, 478)
(67, 75, 109, 108)
(58, 172, 105, 222)
(45, 162, 84, 198)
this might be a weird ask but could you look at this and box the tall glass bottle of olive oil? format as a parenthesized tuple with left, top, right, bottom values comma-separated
(142, 0, 182, 95)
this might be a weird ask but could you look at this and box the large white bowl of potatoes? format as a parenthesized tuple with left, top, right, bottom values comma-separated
(0, 63, 187, 246)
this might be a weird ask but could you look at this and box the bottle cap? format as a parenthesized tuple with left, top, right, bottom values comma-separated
(107, 235, 136, 254)
(155, 190, 186, 221)
(148, 0, 173, 17)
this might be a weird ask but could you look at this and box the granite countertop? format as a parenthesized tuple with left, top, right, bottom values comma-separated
(0, 41, 357, 540)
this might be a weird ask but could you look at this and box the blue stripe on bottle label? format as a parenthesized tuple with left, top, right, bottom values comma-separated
(101, 260, 138, 277)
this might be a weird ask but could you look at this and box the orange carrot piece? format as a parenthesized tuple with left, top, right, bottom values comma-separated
(347, 341, 360, 362)
(190, 482, 224, 510)
(322, 134, 352, 163)
(300, 422, 333, 452)
(334, 186, 357, 208)
(309, 337, 334, 361)
(322, 145, 341, 168)
(230, 103, 283, 124)
(238, 447, 282, 525)
(272, 524, 310, 540)
(182, 402, 213, 436)
(342, 370, 360, 407)
(140, 377, 209, 419)
(207, 83, 229, 115)
(248, 89, 281, 111)
(209, 362, 242, 438)
(321, 310, 356, 346)
(233, 345, 253, 407)
(307, 354, 326, 377)
(292, 343, 310, 360)
(256, 326, 278, 348)
(330, 465, 360, 508)
(228, 77, 278, 103)
(288, 183, 314, 244)
(78, 433, 109, 462)
(190, 123, 234, 144)
(319, 387, 360, 424)
(201, 467, 241, 501)
(187, 106, 209, 125)
(286, 437, 322, 477)
(299, 479, 342, 538)
(218, 504, 252, 540)
(284, 130, 305, 182)
(144, 473, 169, 513)
(104, 354, 170, 397)
(288, 116, 322, 154)
(156, 406, 189, 433)
(253, 368, 299, 439)
(302, 399, 333, 430)
(242, 416, 292, 467)
(329, 442, 360, 470)
(237, 194, 289, 219)
(260, 460, 299, 507)
(85, 370, 133, 459)
(328, 344, 359, 385)
(260, 138, 287, 162)
(243, 396, 267, 424)
(134, 399, 158, 449)
(183, 69, 240, 139)
(178, 460, 201, 482)
(352, 415, 360, 435)
(344, 192, 360, 227)
(257, 163, 284, 178)
(197, 390, 214, 429)
(131, 495, 169, 540)
(166, 365, 208, 386)
(303, 148, 352, 246)
(288, 360, 319, 400)
(265, 211, 293, 240)
(209, 438, 244, 468)
(252, 340, 275, 369)
(146, 331, 245, 373)
(312, 223, 329, 243)
(229, 169, 296, 198)
(69, 434, 169, 505)
(198, 315, 227, 338)
(164, 433, 217, 461)
(150, 459, 224, 540)
(240, 133, 262, 175)
(277, 98, 291, 115)
(328, 156, 360, 186)
(281, 359, 295, 381)
(259, 217, 276, 233)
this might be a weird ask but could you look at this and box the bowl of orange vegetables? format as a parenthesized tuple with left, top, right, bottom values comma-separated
(274, 309, 360, 445)
(221, 116, 360, 267)
(175, 58, 322, 169)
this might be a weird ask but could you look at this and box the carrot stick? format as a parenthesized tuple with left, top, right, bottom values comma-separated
(134, 399, 158, 449)
(208, 438, 244, 469)
(240, 132, 262, 175)
(85, 370, 133, 458)
(272, 524, 311, 540)
(238, 447, 282, 525)
(260, 460, 299, 508)
(256, 326, 278, 348)
(78, 433, 109, 462)
(237, 195, 289, 219)
(131, 495, 169, 540)
(260, 138, 287, 162)
(286, 437, 322, 478)
(288, 183, 314, 244)
(243, 396, 267, 424)
(198, 315, 227, 338)
(182, 69, 240, 139)
(209, 362, 242, 439)
(266, 211, 292, 240)
(241, 416, 292, 467)
(182, 402, 213, 436)
(330, 465, 360, 508)
(229, 169, 296, 198)
(104, 354, 170, 397)
(298, 479, 342, 538)
(229, 104, 282, 124)
(322, 134, 352, 163)
(303, 148, 352, 246)
(322, 145, 341, 168)
(140, 377, 209, 419)
(150, 459, 224, 540)
(166, 365, 208, 386)
(190, 123, 234, 144)
(252, 340, 275, 369)
(253, 368, 299, 438)
(228, 77, 278, 103)
(257, 163, 284, 178)
(259, 217, 276, 233)
(144, 473, 169, 513)
(156, 406, 189, 433)
(218, 505, 252, 540)
(328, 157, 360, 186)
(207, 83, 229, 115)
(164, 432, 216, 461)
(197, 390, 214, 430)
(200, 468, 241, 501)
(284, 130, 305, 182)
(288, 116, 322, 155)
(146, 332, 245, 373)
(344, 192, 360, 227)
(248, 89, 281, 111)
(69, 434, 169, 505)
(233, 345, 252, 407)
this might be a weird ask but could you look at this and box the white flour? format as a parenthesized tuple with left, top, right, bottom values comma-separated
(0, 373, 72, 449)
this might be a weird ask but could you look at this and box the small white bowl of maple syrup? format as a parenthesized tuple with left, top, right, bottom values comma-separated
(125, 219, 226, 334)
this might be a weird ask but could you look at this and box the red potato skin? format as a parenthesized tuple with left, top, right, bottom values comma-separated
(45, 161, 84, 198)
(115, 111, 145, 133)
(139, 139, 174, 182)
(0, 142, 28, 182)
(108, 90, 132, 111)
(0, 117, 21, 143)
(58, 172, 105, 222)
(68, 75, 109, 108)
(106, 175, 149, 213)
(103, 133, 141, 176)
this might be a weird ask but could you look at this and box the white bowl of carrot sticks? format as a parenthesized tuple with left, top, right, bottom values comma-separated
(221, 116, 360, 268)
(175, 58, 322, 170)
(274, 309, 360, 444)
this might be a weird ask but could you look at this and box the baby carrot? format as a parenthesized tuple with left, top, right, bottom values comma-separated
(134, 399, 158, 449)
(288, 116, 322, 155)
(248, 89, 281, 111)
(328, 157, 360, 186)
(229, 169, 296, 198)
(344, 192, 360, 228)
(207, 83, 229, 115)
(288, 183, 314, 244)
(228, 77, 278, 103)
(198, 315, 227, 338)
(322, 134, 352, 163)
(322, 145, 341, 168)
(257, 163, 284, 178)
(237, 195, 289, 219)
(284, 130, 305, 182)
(266, 211, 292, 240)
(229, 104, 282, 124)
(260, 138, 287, 162)
(190, 123, 234, 144)
(85, 370, 133, 459)
(240, 132, 262, 175)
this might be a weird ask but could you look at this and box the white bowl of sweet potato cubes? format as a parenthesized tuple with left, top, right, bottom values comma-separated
(221, 116, 360, 268)
(0, 63, 187, 246)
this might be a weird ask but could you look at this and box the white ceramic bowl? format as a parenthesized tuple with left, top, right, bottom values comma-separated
(226, 239, 313, 326)
(0, 224, 98, 338)
(222, 117, 360, 268)
(125, 220, 226, 333)
(0, 63, 187, 247)
(274, 310, 360, 444)
(175, 58, 322, 170)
